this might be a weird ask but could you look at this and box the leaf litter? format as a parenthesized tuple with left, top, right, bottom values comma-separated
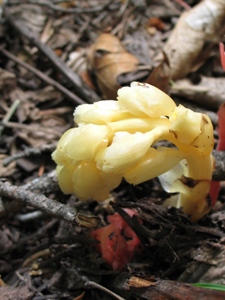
(0, 1, 225, 299)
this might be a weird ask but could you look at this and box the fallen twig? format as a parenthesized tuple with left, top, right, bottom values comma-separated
(108, 273, 225, 300)
(3, 143, 57, 167)
(1, 121, 63, 137)
(3, 6, 101, 103)
(0, 180, 100, 228)
(85, 281, 126, 300)
(0, 99, 20, 136)
(0, 46, 85, 106)
(20, 170, 58, 193)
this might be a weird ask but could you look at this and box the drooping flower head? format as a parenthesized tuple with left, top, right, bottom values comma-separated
(52, 82, 214, 221)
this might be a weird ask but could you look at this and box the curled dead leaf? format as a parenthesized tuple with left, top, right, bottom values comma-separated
(128, 276, 156, 288)
(0, 67, 16, 89)
(88, 33, 170, 96)
(147, 17, 165, 32)
(157, 0, 225, 80)
(74, 291, 85, 300)
(0, 154, 16, 177)
(145, 52, 170, 93)
(88, 33, 141, 99)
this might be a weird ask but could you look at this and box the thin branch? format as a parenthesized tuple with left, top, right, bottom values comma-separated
(3, 143, 57, 167)
(0, 180, 100, 228)
(3, 7, 100, 103)
(85, 281, 126, 300)
(106, 273, 225, 300)
(0, 99, 20, 136)
(0, 46, 85, 106)
(1, 121, 63, 137)
(18, 170, 58, 194)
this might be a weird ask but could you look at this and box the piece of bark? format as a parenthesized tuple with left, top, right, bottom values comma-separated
(178, 241, 225, 284)
(108, 273, 225, 300)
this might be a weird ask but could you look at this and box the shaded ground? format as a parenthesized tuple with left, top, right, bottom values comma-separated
(1, 1, 225, 299)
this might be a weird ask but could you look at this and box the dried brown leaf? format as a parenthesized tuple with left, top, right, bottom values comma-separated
(145, 52, 170, 93)
(158, 0, 225, 80)
(48, 28, 78, 50)
(88, 33, 140, 99)
(8, 4, 47, 35)
(0, 285, 34, 300)
(73, 291, 85, 300)
(8, 86, 62, 124)
(16, 119, 68, 147)
(79, 70, 97, 92)
(128, 276, 156, 288)
(0, 68, 16, 90)
(0, 227, 14, 251)
(0, 155, 16, 177)
(147, 17, 165, 31)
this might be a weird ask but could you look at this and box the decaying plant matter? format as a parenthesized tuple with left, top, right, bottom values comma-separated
(3, 1, 225, 298)
(90, 208, 142, 270)
(159, 0, 225, 79)
(88, 33, 141, 99)
(52, 82, 214, 221)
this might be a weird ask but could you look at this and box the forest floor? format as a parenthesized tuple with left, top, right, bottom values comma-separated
(1, 1, 225, 299)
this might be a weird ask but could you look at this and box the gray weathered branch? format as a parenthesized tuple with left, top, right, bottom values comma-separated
(0, 180, 99, 228)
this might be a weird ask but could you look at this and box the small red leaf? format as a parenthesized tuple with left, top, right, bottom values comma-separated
(90, 209, 142, 270)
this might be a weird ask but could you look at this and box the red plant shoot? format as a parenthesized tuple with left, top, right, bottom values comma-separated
(209, 46, 225, 204)
(216, 103, 225, 150)
(209, 103, 225, 203)
(90, 208, 142, 270)
(219, 42, 225, 71)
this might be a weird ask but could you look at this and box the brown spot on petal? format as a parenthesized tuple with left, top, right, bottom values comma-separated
(180, 175, 198, 188)
(169, 130, 177, 140)
(135, 82, 150, 88)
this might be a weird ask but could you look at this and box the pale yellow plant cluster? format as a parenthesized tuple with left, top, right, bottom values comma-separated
(52, 82, 214, 221)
